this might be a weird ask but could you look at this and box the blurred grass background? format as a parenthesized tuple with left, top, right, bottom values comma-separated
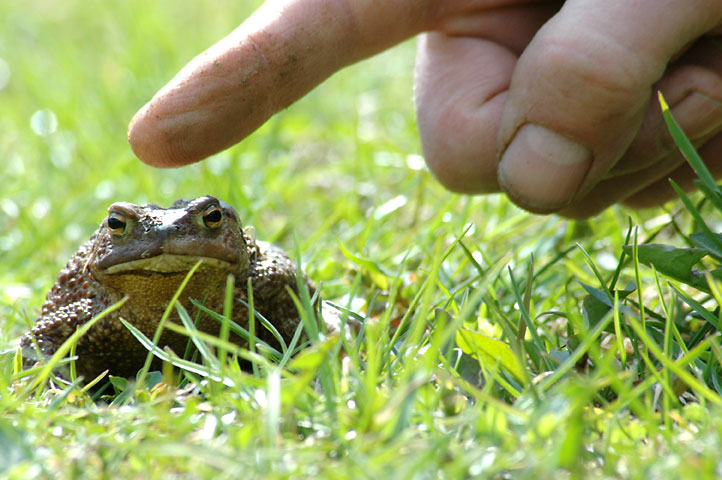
(3, 1, 717, 478)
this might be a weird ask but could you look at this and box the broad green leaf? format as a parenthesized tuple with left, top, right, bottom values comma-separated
(578, 282, 613, 307)
(690, 232, 722, 261)
(579, 282, 635, 329)
(456, 327, 525, 383)
(582, 294, 611, 329)
(623, 243, 707, 288)
(109, 376, 129, 395)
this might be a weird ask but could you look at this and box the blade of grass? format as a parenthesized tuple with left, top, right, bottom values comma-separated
(538, 308, 615, 392)
(218, 274, 235, 368)
(612, 290, 626, 366)
(670, 179, 722, 255)
(135, 260, 203, 389)
(192, 300, 284, 358)
(658, 91, 722, 199)
(175, 301, 219, 370)
(607, 337, 713, 413)
(516, 256, 533, 344)
(626, 314, 722, 406)
(20, 297, 127, 393)
(120, 318, 270, 386)
(508, 265, 554, 372)
(669, 284, 719, 330)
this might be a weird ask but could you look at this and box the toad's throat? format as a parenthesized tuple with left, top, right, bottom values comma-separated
(102, 253, 233, 274)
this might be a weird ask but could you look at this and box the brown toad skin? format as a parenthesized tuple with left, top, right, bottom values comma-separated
(21, 196, 311, 380)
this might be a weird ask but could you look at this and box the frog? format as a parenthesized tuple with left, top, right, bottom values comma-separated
(21, 195, 315, 381)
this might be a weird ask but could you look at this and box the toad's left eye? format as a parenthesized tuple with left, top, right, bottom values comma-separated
(203, 205, 223, 229)
(107, 211, 127, 235)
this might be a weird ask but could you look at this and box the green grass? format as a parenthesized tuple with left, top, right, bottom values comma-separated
(3, 1, 722, 478)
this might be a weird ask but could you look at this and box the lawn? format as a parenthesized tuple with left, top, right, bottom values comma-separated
(3, 1, 722, 478)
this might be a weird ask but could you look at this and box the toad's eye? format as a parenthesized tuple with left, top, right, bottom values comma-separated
(203, 205, 223, 229)
(107, 212, 126, 235)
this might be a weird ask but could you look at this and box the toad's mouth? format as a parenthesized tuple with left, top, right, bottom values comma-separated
(102, 254, 234, 275)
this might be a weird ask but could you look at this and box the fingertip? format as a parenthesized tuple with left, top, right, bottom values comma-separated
(128, 103, 169, 168)
(127, 108, 152, 166)
(127, 99, 202, 169)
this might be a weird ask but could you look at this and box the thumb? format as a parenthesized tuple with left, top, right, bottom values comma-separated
(496, 0, 722, 212)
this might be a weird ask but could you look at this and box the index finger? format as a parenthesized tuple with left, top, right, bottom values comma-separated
(128, 0, 434, 167)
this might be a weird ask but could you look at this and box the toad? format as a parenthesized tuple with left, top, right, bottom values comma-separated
(21, 195, 315, 380)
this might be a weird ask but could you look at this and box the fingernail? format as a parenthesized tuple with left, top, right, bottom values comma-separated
(498, 124, 592, 211)
(671, 92, 722, 140)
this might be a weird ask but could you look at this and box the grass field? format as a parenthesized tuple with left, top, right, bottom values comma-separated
(3, 1, 722, 478)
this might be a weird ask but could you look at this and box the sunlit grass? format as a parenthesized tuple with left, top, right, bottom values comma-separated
(3, 1, 722, 478)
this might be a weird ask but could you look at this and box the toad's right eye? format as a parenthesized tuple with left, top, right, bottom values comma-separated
(107, 212, 126, 235)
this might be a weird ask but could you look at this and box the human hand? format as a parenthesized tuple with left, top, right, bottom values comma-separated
(128, 0, 722, 218)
